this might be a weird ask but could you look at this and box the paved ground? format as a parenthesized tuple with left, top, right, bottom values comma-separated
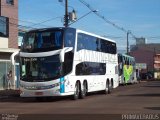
(0, 80, 159, 120)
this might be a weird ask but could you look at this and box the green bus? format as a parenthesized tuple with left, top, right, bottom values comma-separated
(118, 53, 137, 85)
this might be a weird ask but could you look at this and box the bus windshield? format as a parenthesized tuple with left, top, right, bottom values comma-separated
(21, 30, 63, 52)
(20, 55, 62, 82)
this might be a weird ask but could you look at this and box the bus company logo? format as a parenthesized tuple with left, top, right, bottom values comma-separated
(78, 50, 117, 63)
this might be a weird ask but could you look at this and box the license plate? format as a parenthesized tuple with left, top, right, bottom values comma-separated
(35, 92, 43, 95)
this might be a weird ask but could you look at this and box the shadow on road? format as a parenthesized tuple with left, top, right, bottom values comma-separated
(0, 90, 110, 103)
(143, 81, 160, 88)
(144, 107, 160, 110)
(143, 86, 160, 87)
(0, 95, 73, 103)
(119, 93, 160, 97)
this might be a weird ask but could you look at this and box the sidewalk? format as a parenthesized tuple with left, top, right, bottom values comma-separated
(0, 89, 20, 98)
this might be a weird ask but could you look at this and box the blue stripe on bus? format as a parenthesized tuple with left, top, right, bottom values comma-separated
(60, 77, 65, 93)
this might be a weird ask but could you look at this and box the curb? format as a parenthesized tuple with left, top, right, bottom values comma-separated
(0, 89, 20, 98)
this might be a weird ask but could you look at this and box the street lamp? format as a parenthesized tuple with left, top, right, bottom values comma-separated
(69, 9, 77, 22)
(69, 10, 98, 26)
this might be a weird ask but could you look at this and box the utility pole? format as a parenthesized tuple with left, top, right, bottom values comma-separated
(59, 0, 77, 27)
(64, 0, 69, 27)
(126, 31, 130, 55)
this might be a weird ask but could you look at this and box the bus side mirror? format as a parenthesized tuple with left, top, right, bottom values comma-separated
(60, 47, 73, 62)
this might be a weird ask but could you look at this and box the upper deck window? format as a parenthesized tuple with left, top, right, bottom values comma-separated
(64, 28, 76, 48)
(77, 33, 117, 54)
(21, 30, 63, 52)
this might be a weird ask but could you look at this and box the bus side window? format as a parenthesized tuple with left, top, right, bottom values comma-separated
(37, 33, 43, 48)
(65, 33, 73, 47)
(63, 51, 74, 75)
(55, 31, 62, 47)
(77, 34, 84, 51)
(96, 38, 101, 51)
(50, 32, 55, 47)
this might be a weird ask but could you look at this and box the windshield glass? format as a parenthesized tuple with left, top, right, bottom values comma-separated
(20, 55, 61, 82)
(21, 30, 63, 52)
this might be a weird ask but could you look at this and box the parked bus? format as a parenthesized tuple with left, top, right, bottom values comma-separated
(19, 27, 119, 100)
(118, 53, 137, 85)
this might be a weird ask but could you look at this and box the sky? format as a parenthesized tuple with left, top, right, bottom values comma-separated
(18, 0, 160, 51)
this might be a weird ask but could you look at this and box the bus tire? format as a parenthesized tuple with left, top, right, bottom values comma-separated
(123, 77, 127, 86)
(108, 80, 111, 94)
(103, 80, 111, 94)
(109, 79, 114, 93)
(80, 81, 87, 99)
(72, 82, 80, 100)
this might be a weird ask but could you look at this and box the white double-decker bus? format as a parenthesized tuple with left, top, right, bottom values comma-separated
(19, 27, 119, 100)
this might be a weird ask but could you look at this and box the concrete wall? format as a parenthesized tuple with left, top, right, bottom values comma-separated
(0, 37, 8, 48)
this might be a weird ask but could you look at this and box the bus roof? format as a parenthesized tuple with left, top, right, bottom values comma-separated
(76, 29, 116, 43)
(25, 27, 116, 43)
(26, 27, 67, 33)
(118, 53, 135, 59)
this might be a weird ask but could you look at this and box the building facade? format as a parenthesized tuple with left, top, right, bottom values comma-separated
(130, 43, 160, 79)
(0, 0, 18, 48)
(154, 54, 160, 79)
(0, 0, 19, 90)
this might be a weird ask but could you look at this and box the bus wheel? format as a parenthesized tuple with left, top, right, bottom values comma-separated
(109, 79, 114, 93)
(72, 82, 80, 100)
(80, 81, 87, 99)
(104, 80, 111, 94)
(123, 78, 127, 86)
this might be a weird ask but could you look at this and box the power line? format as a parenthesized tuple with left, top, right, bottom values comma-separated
(78, 0, 126, 32)
(0, 17, 35, 30)
(10, 16, 63, 28)
(11, 17, 47, 26)
(26, 16, 62, 28)
(69, 10, 97, 26)
(0, 16, 63, 30)
(1, 17, 160, 41)
(78, 0, 139, 54)
(78, 0, 137, 39)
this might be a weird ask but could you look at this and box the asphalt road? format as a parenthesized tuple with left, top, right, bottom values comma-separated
(0, 80, 160, 120)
